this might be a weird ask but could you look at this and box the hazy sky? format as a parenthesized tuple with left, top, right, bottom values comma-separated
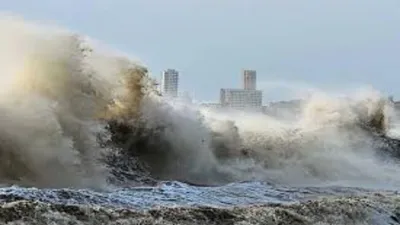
(2, 0, 400, 102)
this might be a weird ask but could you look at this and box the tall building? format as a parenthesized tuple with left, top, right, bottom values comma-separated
(242, 69, 257, 90)
(161, 69, 179, 97)
(220, 88, 262, 109)
(218, 69, 262, 110)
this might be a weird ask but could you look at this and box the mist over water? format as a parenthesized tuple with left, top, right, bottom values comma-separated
(0, 15, 399, 192)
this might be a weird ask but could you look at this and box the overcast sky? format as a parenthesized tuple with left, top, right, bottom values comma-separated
(2, 0, 400, 102)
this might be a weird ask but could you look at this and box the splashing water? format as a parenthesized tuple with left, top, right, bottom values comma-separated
(199, 89, 400, 188)
(0, 15, 152, 188)
(0, 15, 399, 195)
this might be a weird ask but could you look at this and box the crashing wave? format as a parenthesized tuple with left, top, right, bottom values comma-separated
(0, 15, 399, 190)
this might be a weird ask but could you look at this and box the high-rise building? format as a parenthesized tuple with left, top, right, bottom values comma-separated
(242, 69, 256, 90)
(220, 88, 262, 109)
(218, 69, 262, 110)
(161, 69, 179, 97)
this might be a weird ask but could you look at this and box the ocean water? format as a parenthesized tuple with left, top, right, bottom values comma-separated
(6, 180, 400, 209)
(0, 182, 398, 224)
(0, 181, 383, 210)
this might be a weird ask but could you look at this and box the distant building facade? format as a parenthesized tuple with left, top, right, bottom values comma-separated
(262, 99, 304, 118)
(161, 69, 179, 97)
(200, 102, 222, 109)
(242, 69, 257, 90)
(220, 88, 262, 109)
(217, 69, 263, 110)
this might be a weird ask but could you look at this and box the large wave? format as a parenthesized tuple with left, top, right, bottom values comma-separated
(0, 15, 399, 190)
(0, 15, 152, 188)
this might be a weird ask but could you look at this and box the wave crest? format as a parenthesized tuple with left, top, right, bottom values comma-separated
(0, 15, 399, 189)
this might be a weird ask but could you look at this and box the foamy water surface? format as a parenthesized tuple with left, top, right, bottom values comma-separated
(1, 181, 397, 210)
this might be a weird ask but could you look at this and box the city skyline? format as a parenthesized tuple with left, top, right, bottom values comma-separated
(156, 67, 397, 106)
(158, 68, 264, 109)
(3, 1, 398, 103)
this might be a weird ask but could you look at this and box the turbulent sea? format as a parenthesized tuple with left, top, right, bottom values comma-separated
(0, 15, 399, 224)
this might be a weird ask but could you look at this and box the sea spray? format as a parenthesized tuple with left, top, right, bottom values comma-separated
(0, 16, 154, 188)
(197, 89, 400, 188)
(0, 15, 399, 191)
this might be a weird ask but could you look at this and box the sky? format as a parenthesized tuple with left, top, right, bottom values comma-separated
(1, 0, 400, 102)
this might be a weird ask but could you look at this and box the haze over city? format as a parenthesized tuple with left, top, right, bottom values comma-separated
(2, 0, 399, 102)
